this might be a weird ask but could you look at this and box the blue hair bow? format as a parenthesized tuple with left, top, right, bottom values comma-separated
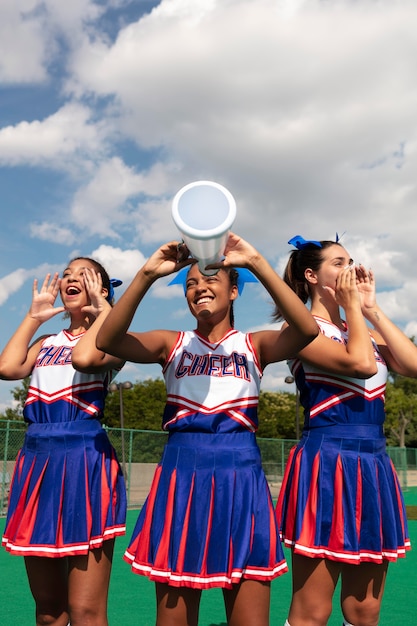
(168, 267, 258, 295)
(288, 235, 322, 250)
(107, 278, 123, 303)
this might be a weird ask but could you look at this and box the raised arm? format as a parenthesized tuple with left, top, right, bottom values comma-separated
(209, 233, 319, 367)
(0, 273, 65, 380)
(96, 241, 194, 365)
(357, 267, 417, 377)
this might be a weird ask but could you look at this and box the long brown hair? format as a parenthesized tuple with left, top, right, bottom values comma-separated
(273, 240, 341, 320)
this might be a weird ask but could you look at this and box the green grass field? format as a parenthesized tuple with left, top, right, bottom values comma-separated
(1, 492, 417, 625)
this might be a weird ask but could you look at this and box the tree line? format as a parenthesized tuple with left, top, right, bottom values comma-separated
(2, 375, 417, 447)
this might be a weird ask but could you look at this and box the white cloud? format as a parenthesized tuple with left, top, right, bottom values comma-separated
(404, 321, 417, 340)
(70, 157, 145, 236)
(3, 0, 417, 402)
(0, 262, 64, 307)
(0, 103, 107, 169)
(30, 222, 78, 245)
(0, 269, 31, 306)
(42, 0, 102, 29)
(0, 0, 51, 83)
(0, 0, 105, 84)
(261, 361, 294, 392)
(6, 0, 417, 267)
(89, 244, 146, 284)
(70, 158, 188, 240)
(61, 0, 417, 255)
(376, 280, 417, 324)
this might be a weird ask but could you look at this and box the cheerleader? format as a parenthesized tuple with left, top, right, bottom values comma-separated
(275, 236, 417, 626)
(0, 259, 126, 626)
(95, 232, 318, 626)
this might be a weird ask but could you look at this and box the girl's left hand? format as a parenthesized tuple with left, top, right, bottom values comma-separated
(355, 264, 376, 310)
(207, 232, 259, 270)
(81, 267, 110, 318)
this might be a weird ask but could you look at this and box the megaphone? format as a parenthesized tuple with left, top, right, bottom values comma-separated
(171, 180, 236, 275)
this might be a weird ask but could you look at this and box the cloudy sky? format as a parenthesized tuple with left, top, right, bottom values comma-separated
(1, 0, 417, 411)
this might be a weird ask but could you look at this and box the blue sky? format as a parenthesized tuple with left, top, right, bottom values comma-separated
(1, 0, 417, 411)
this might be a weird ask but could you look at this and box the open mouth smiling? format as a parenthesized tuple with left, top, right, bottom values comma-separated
(66, 286, 81, 296)
(195, 296, 213, 305)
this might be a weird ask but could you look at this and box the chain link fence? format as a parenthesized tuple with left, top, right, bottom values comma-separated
(1, 420, 417, 514)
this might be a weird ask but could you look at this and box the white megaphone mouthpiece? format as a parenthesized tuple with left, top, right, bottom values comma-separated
(171, 180, 236, 275)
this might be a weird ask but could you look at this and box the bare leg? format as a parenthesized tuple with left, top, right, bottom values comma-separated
(288, 553, 340, 626)
(66, 539, 115, 626)
(155, 583, 202, 626)
(223, 579, 271, 626)
(24, 556, 69, 626)
(340, 562, 388, 626)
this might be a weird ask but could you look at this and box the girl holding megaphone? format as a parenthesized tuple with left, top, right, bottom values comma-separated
(96, 232, 319, 626)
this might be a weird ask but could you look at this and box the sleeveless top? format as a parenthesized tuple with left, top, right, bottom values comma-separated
(162, 329, 262, 433)
(288, 315, 387, 433)
(23, 329, 110, 424)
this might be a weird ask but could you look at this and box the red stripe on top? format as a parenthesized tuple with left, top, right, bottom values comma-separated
(162, 332, 184, 374)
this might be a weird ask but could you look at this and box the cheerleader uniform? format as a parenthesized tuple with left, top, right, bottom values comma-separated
(276, 316, 410, 564)
(124, 329, 287, 589)
(2, 329, 126, 558)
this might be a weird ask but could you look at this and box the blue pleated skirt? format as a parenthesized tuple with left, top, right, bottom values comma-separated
(2, 420, 127, 557)
(124, 431, 287, 589)
(276, 427, 410, 564)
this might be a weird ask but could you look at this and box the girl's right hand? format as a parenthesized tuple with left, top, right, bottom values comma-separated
(328, 266, 361, 310)
(29, 273, 65, 322)
(144, 241, 195, 279)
